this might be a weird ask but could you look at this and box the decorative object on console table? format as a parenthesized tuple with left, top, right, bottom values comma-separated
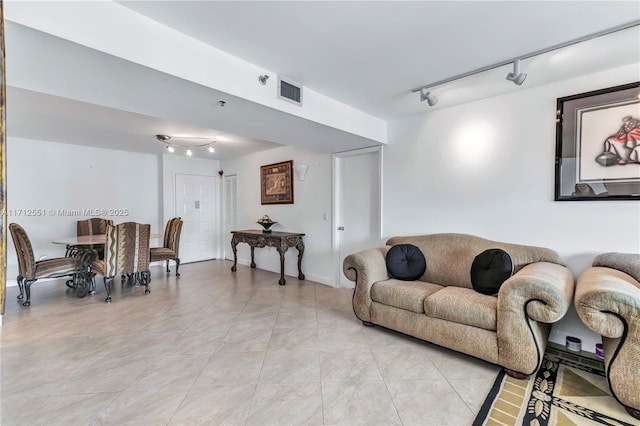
(260, 160, 294, 204)
(230, 229, 305, 285)
(257, 215, 277, 233)
(555, 81, 640, 201)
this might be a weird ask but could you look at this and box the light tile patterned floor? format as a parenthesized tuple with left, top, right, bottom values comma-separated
(0, 260, 499, 425)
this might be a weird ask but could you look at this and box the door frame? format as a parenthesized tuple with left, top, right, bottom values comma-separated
(221, 173, 237, 261)
(332, 146, 383, 287)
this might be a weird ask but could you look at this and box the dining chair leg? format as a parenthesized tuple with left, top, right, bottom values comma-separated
(139, 271, 151, 294)
(23, 279, 37, 306)
(104, 277, 112, 303)
(165, 260, 170, 273)
(16, 275, 24, 300)
(175, 259, 181, 277)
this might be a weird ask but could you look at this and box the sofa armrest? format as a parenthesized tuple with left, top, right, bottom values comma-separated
(343, 246, 391, 322)
(497, 262, 574, 374)
(575, 266, 640, 339)
(575, 266, 640, 412)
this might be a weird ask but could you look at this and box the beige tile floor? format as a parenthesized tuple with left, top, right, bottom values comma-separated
(0, 260, 499, 425)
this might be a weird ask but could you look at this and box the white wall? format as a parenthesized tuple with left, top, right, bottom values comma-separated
(384, 64, 640, 350)
(6, 138, 161, 281)
(221, 146, 334, 285)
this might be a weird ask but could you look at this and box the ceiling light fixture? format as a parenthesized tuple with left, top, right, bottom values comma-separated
(410, 20, 639, 104)
(155, 134, 218, 157)
(506, 58, 527, 85)
(420, 89, 438, 106)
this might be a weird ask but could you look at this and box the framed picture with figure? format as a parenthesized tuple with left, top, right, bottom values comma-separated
(555, 81, 640, 201)
(260, 160, 294, 204)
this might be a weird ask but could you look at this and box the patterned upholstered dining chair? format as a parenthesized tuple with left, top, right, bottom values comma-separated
(75, 217, 114, 260)
(150, 217, 183, 276)
(9, 223, 78, 306)
(90, 222, 152, 303)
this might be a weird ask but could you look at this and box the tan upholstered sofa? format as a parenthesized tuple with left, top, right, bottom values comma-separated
(343, 233, 575, 377)
(575, 252, 640, 420)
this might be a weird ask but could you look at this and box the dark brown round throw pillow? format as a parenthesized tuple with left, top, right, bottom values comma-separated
(386, 244, 426, 281)
(471, 248, 513, 295)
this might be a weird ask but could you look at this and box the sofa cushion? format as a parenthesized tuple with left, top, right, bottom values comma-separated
(470, 248, 513, 295)
(371, 279, 443, 313)
(385, 244, 426, 281)
(424, 287, 497, 331)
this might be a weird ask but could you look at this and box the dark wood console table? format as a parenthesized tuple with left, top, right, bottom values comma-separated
(230, 230, 305, 285)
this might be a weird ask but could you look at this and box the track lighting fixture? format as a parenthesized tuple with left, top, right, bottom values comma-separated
(506, 59, 527, 86)
(410, 21, 637, 104)
(420, 89, 438, 106)
(258, 75, 269, 85)
(155, 134, 218, 157)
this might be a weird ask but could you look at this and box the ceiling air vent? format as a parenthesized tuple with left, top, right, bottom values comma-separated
(278, 77, 303, 106)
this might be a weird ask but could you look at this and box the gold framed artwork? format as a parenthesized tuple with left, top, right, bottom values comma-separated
(261, 160, 294, 204)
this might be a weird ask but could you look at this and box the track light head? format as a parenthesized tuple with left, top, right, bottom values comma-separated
(506, 59, 527, 86)
(166, 145, 175, 153)
(208, 145, 215, 153)
(420, 89, 438, 106)
(186, 149, 193, 157)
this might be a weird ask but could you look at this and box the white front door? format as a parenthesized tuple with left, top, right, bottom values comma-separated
(334, 147, 383, 287)
(222, 174, 238, 261)
(175, 173, 218, 263)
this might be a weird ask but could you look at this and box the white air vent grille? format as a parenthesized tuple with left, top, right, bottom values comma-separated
(278, 77, 303, 106)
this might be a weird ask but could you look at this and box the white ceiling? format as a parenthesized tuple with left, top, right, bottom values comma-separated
(6, 1, 640, 158)
(117, 0, 640, 119)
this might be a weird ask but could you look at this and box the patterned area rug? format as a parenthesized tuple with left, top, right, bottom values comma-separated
(473, 355, 638, 426)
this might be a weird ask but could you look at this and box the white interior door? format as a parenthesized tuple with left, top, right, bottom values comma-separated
(334, 147, 382, 287)
(175, 173, 218, 263)
(223, 174, 238, 260)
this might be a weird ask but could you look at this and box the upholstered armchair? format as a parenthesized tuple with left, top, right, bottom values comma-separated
(75, 217, 114, 259)
(9, 223, 78, 306)
(150, 217, 183, 276)
(575, 252, 640, 420)
(90, 222, 152, 303)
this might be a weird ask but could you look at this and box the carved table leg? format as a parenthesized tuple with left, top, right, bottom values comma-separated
(250, 246, 256, 268)
(230, 237, 238, 272)
(296, 240, 305, 280)
(277, 246, 286, 285)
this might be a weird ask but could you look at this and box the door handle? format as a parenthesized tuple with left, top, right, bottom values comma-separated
(337, 226, 344, 231)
